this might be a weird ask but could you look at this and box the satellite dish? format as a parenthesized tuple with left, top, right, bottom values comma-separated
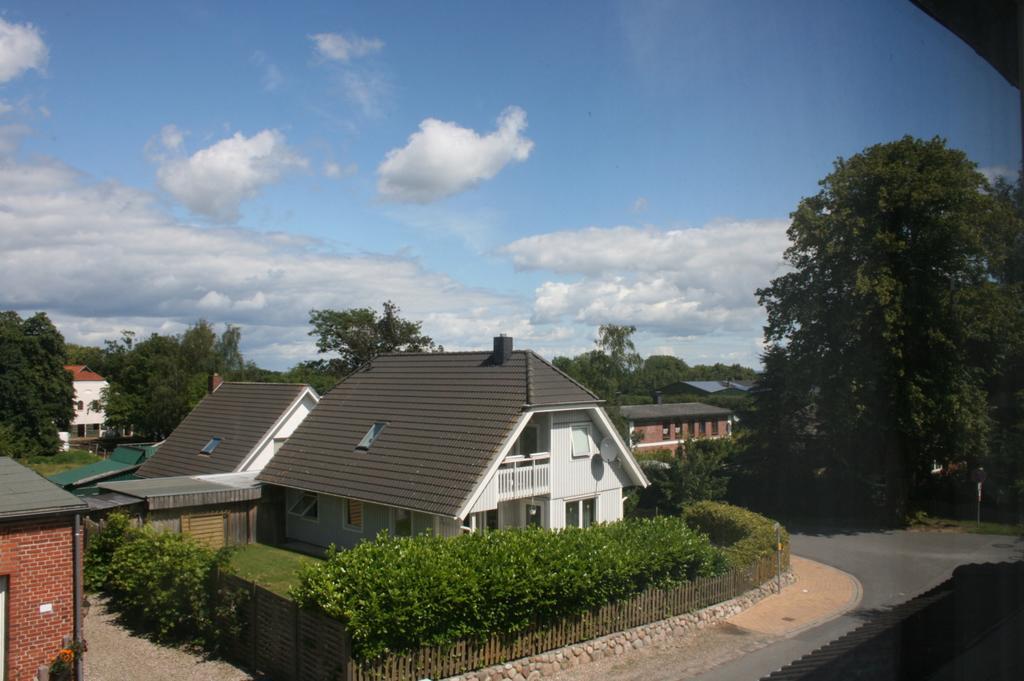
(599, 437, 618, 463)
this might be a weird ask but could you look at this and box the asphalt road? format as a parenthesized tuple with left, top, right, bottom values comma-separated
(690, 529, 1024, 681)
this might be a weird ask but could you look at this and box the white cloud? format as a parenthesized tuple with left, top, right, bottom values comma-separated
(251, 51, 283, 92)
(0, 154, 539, 369)
(0, 100, 11, 115)
(979, 164, 1016, 184)
(632, 196, 648, 212)
(378, 106, 534, 203)
(323, 161, 357, 178)
(0, 18, 47, 83)
(502, 220, 790, 338)
(0, 123, 31, 156)
(310, 33, 383, 62)
(155, 129, 308, 222)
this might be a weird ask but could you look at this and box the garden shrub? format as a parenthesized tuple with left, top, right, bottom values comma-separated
(292, 516, 725, 661)
(682, 501, 787, 567)
(85, 513, 242, 650)
(84, 512, 139, 592)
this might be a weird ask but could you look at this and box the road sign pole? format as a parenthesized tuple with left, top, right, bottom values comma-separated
(977, 482, 983, 527)
(774, 521, 782, 592)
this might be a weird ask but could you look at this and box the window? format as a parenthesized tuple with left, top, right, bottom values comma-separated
(345, 499, 363, 530)
(565, 497, 597, 528)
(514, 424, 540, 455)
(570, 424, 592, 457)
(288, 492, 318, 520)
(711, 420, 719, 435)
(474, 508, 498, 533)
(393, 508, 412, 536)
(357, 421, 387, 450)
(77, 400, 84, 410)
(662, 421, 670, 437)
(200, 437, 222, 455)
(525, 503, 543, 528)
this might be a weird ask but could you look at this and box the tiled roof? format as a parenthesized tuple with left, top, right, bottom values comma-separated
(65, 364, 105, 381)
(137, 382, 310, 478)
(0, 457, 87, 519)
(258, 350, 600, 518)
(620, 402, 733, 420)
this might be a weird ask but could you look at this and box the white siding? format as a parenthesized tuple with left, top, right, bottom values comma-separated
(468, 475, 498, 514)
(283, 489, 391, 550)
(71, 379, 107, 429)
(549, 410, 630, 500)
(242, 391, 317, 472)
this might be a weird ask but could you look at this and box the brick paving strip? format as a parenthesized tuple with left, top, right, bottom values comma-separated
(83, 596, 252, 681)
(542, 557, 861, 681)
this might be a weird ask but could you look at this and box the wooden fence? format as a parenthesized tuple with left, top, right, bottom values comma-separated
(347, 545, 790, 681)
(219, 573, 350, 681)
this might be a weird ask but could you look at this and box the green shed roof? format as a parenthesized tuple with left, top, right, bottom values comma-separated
(48, 458, 139, 488)
(0, 457, 87, 519)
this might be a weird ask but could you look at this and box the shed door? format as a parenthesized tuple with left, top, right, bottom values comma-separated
(182, 513, 226, 549)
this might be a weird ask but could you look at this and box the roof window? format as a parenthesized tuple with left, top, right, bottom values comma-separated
(200, 437, 222, 455)
(356, 422, 387, 451)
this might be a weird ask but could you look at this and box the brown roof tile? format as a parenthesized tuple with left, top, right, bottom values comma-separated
(258, 349, 600, 518)
(137, 382, 308, 478)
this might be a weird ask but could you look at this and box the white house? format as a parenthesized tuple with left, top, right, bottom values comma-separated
(64, 365, 108, 439)
(257, 337, 649, 549)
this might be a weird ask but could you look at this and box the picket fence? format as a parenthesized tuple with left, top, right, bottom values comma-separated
(346, 546, 789, 681)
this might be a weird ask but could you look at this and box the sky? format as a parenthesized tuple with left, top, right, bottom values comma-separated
(0, 1, 1019, 370)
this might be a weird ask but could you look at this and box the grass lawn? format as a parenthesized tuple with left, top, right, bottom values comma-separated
(230, 543, 322, 597)
(23, 449, 101, 477)
(910, 514, 1024, 536)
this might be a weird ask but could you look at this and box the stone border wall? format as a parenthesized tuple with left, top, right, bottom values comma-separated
(447, 571, 797, 681)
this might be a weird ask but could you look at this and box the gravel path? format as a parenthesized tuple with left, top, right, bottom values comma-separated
(83, 596, 252, 681)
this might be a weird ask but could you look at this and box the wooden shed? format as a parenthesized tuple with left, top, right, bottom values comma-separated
(97, 473, 263, 549)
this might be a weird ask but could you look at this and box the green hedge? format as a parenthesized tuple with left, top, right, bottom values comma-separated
(292, 517, 725, 661)
(682, 501, 787, 568)
(85, 512, 241, 649)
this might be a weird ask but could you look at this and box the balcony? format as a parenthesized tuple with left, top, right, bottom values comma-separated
(496, 454, 550, 501)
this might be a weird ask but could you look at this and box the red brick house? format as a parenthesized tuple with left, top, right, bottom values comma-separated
(620, 403, 733, 451)
(0, 457, 87, 681)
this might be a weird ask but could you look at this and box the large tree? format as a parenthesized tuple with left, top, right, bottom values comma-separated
(307, 301, 439, 377)
(100, 321, 248, 438)
(753, 137, 1024, 522)
(0, 311, 73, 456)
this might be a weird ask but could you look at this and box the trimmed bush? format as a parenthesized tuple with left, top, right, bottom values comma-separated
(292, 517, 725, 661)
(682, 501, 787, 568)
(85, 513, 241, 649)
(84, 512, 139, 592)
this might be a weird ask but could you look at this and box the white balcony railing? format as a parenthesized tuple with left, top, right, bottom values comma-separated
(496, 455, 550, 501)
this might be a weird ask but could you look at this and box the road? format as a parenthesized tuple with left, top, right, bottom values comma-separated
(691, 529, 1024, 681)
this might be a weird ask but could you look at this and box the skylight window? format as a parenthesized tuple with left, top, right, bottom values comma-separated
(356, 422, 387, 450)
(200, 437, 222, 455)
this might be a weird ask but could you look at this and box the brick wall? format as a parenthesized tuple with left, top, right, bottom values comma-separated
(0, 515, 79, 681)
(631, 418, 731, 446)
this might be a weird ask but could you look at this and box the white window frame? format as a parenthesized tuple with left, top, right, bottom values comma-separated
(570, 424, 593, 458)
(357, 421, 388, 451)
(563, 496, 598, 528)
(344, 498, 364, 532)
(288, 491, 319, 521)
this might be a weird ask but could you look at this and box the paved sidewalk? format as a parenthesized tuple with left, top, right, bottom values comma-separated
(551, 555, 861, 681)
(729, 556, 862, 637)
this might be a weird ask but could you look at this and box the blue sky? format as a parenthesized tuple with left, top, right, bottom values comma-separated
(0, 1, 1018, 369)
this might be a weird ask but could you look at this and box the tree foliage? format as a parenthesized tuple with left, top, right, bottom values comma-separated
(307, 301, 440, 377)
(97, 320, 248, 438)
(748, 137, 1024, 522)
(0, 311, 73, 456)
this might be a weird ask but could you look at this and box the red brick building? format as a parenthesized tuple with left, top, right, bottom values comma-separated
(620, 403, 733, 451)
(0, 457, 87, 681)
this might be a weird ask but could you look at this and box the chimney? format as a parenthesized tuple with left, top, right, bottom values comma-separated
(492, 335, 513, 365)
(208, 372, 223, 394)
(654, 390, 663, 404)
